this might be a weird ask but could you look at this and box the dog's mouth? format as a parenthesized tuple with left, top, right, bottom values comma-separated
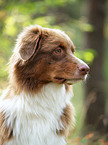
(54, 78, 66, 83)
(54, 76, 86, 85)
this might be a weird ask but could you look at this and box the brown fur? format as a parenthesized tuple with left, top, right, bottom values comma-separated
(56, 103, 74, 137)
(0, 112, 13, 145)
(8, 25, 85, 95)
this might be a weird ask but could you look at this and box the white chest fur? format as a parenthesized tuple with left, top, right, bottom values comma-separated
(0, 83, 73, 145)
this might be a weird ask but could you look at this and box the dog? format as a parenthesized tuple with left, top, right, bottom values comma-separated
(0, 25, 89, 145)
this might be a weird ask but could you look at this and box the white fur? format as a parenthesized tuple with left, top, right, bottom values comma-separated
(0, 83, 74, 145)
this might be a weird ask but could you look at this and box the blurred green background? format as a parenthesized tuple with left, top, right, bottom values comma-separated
(0, 0, 108, 144)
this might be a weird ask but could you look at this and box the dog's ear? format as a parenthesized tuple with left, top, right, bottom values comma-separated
(18, 26, 42, 61)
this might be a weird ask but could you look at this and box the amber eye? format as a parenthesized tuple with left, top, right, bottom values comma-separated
(55, 48, 63, 54)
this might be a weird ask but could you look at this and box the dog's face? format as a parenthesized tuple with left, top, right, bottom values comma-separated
(10, 25, 89, 93)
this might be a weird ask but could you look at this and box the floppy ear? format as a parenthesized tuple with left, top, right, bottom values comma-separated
(18, 27, 42, 61)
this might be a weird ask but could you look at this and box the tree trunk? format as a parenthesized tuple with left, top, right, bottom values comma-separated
(85, 0, 106, 131)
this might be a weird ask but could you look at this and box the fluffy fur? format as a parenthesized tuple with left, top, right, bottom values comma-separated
(0, 25, 89, 145)
(0, 83, 74, 145)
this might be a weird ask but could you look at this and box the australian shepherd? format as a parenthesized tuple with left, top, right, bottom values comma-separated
(0, 25, 89, 145)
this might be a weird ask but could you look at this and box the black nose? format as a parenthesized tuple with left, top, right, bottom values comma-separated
(79, 65, 90, 75)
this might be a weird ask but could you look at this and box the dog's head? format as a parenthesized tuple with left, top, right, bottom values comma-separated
(9, 25, 89, 93)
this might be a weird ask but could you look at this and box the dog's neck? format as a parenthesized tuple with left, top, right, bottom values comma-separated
(2, 83, 73, 110)
(1, 83, 73, 128)
(0, 83, 73, 145)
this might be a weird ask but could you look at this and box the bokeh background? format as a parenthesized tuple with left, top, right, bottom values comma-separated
(0, 0, 108, 144)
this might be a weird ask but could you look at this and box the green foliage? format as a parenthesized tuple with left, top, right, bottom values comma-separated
(75, 49, 96, 64)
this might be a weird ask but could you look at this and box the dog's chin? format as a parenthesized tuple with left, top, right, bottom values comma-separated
(66, 79, 83, 85)
(54, 75, 87, 85)
(66, 75, 88, 85)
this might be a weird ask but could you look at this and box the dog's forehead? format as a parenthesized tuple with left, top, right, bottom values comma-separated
(43, 28, 75, 51)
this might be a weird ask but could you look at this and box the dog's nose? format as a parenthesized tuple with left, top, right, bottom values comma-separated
(79, 65, 90, 75)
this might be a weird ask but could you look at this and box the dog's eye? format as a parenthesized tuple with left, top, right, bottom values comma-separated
(52, 48, 65, 60)
(54, 48, 63, 54)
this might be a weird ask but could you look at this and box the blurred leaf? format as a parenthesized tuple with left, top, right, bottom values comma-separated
(104, 23, 108, 39)
(0, 57, 6, 66)
(0, 65, 8, 79)
(33, 16, 55, 27)
(75, 49, 96, 63)
(4, 16, 17, 36)
(0, 36, 13, 58)
(83, 51, 95, 62)
(0, 0, 3, 6)
(5, 2, 47, 15)
(80, 138, 87, 144)
(0, 10, 6, 19)
(44, 0, 66, 7)
(79, 23, 94, 32)
(70, 18, 94, 32)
